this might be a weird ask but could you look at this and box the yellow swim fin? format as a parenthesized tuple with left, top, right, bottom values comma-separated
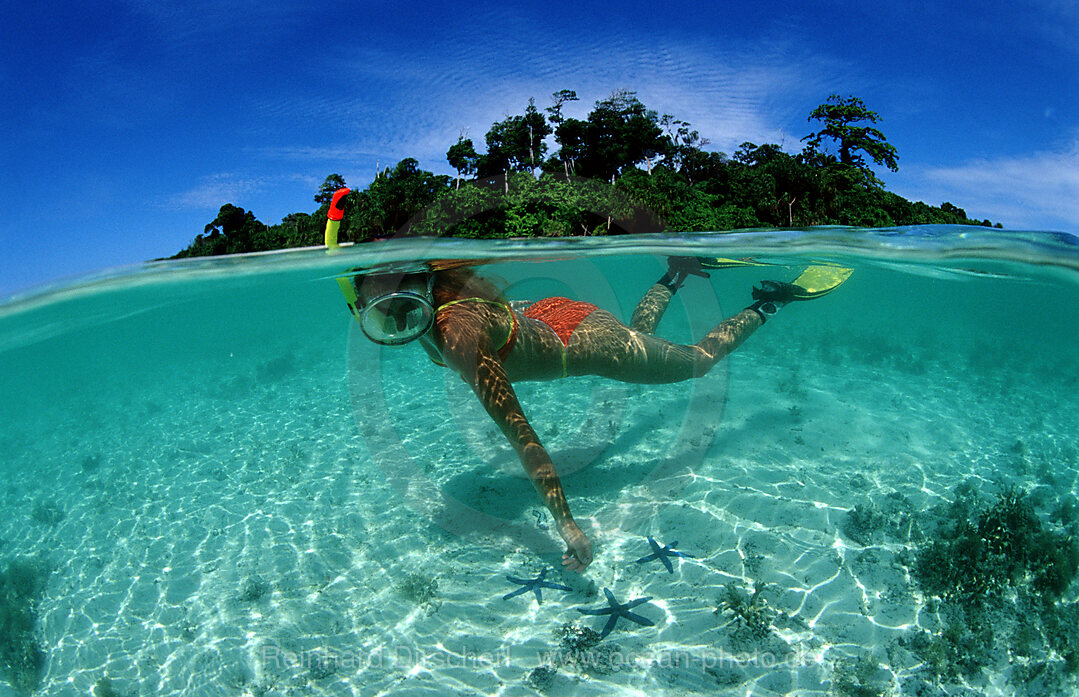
(697, 257, 772, 269)
(789, 265, 853, 299)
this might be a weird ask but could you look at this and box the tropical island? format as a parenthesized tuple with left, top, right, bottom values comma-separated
(173, 91, 998, 258)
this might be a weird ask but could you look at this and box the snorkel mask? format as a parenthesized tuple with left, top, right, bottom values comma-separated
(354, 273, 436, 346)
(332, 269, 437, 346)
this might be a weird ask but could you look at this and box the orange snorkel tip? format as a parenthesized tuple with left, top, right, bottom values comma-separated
(328, 187, 350, 222)
(324, 187, 351, 249)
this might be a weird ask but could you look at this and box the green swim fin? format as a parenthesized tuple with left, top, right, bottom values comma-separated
(789, 265, 853, 299)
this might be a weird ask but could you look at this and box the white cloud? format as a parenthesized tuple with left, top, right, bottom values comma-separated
(166, 172, 317, 211)
(253, 31, 849, 173)
(906, 142, 1079, 232)
(167, 173, 265, 210)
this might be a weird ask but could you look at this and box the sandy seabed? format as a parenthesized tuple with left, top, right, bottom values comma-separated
(2, 307, 1077, 697)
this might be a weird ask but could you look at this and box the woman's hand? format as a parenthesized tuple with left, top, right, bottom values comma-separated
(559, 520, 593, 572)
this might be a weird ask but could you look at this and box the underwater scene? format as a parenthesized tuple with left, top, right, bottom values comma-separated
(1, 227, 1078, 697)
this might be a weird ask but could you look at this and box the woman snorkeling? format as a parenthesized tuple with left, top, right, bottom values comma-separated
(342, 257, 844, 572)
(326, 184, 847, 571)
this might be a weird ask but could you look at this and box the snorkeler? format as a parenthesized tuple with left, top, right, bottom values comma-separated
(341, 256, 847, 572)
(325, 184, 846, 571)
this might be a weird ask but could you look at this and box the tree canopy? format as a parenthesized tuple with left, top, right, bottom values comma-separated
(174, 91, 998, 258)
(547, 90, 667, 180)
(315, 173, 348, 204)
(802, 94, 899, 180)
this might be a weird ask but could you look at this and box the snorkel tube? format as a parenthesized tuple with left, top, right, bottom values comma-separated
(324, 187, 361, 313)
(324, 187, 351, 250)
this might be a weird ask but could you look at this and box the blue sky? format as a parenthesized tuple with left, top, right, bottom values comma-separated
(1, 0, 1077, 296)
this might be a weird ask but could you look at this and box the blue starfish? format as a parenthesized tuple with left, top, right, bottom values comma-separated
(634, 536, 694, 574)
(576, 587, 655, 639)
(502, 569, 573, 604)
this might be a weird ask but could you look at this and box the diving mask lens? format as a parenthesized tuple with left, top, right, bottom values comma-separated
(359, 292, 434, 345)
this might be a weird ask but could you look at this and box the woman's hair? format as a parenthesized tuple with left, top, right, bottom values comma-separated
(432, 265, 506, 304)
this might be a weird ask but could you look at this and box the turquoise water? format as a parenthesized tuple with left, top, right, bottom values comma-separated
(1, 227, 1077, 696)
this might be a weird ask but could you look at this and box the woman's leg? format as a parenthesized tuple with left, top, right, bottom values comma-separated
(569, 307, 763, 384)
(629, 283, 673, 335)
(629, 256, 718, 334)
(686, 308, 762, 377)
(613, 258, 762, 381)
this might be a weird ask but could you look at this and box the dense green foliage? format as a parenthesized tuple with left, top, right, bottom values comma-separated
(174, 91, 998, 258)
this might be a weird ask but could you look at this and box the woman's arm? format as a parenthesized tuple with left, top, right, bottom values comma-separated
(436, 308, 594, 571)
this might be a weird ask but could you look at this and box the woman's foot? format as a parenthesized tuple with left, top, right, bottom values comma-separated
(749, 280, 798, 321)
(659, 257, 710, 292)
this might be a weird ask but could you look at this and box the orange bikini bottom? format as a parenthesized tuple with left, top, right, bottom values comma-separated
(523, 297, 599, 346)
